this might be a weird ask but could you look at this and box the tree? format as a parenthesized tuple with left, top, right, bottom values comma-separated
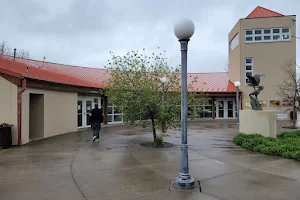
(275, 60, 300, 127)
(17, 48, 30, 59)
(105, 49, 206, 143)
(0, 41, 12, 55)
(0, 41, 30, 59)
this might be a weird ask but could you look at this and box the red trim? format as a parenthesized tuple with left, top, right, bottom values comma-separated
(18, 79, 26, 146)
(0, 68, 22, 78)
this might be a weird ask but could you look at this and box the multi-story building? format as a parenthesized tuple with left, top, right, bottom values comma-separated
(228, 6, 296, 110)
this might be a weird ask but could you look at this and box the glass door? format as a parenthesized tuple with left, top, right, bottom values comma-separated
(218, 100, 224, 118)
(85, 100, 93, 127)
(78, 96, 103, 128)
(77, 100, 83, 128)
(227, 100, 234, 118)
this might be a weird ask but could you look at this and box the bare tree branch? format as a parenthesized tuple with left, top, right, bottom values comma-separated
(0, 41, 30, 58)
(0, 41, 12, 56)
(275, 60, 299, 127)
(17, 49, 30, 59)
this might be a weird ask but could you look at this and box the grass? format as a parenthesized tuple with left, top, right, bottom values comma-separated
(233, 130, 300, 161)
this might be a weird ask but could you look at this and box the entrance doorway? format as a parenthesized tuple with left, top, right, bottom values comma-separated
(77, 96, 103, 128)
(216, 98, 235, 119)
(29, 94, 44, 141)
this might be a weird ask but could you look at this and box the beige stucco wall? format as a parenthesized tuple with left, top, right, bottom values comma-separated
(0, 76, 18, 145)
(239, 110, 278, 137)
(21, 87, 77, 144)
(228, 16, 296, 111)
(228, 20, 241, 84)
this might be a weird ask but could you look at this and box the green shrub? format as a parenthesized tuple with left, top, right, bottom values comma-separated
(278, 130, 300, 139)
(154, 135, 164, 147)
(234, 132, 300, 161)
(293, 151, 300, 161)
(254, 144, 268, 154)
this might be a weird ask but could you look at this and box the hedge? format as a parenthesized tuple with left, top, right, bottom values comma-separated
(233, 131, 300, 161)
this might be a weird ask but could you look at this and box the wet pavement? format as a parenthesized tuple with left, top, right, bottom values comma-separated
(0, 120, 300, 200)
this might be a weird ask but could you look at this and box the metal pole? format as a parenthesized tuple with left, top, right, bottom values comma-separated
(174, 39, 195, 189)
(236, 86, 239, 125)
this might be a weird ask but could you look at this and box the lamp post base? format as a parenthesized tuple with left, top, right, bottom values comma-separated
(174, 176, 195, 189)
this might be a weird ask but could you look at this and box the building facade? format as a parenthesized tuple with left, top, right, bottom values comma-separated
(228, 6, 297, 110)
(0, 6, 296, 145)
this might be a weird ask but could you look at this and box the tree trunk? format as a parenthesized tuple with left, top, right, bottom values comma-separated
(293, 95, 297, 128)
(150, 111, 156, 142)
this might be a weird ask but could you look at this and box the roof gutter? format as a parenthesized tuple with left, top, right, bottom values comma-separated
(17, 78, 26, 146)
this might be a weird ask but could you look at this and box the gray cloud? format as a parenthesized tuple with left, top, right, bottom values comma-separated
(0, 0, 299, 72)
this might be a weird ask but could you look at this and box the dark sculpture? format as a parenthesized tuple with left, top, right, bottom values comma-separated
(246, 74, 265, 110)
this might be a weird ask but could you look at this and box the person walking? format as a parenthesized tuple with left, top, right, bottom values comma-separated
(90, 104, 103, 142)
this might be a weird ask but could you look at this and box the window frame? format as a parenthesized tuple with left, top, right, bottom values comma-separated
(245, 57, 253, 84)
(229, 33, 239, 52)
(245, 27, 290, 43)
(107, 105, 123, 123)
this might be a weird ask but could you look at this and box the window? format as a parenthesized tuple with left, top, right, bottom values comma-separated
(245, 27, 290, 43)
(246, 30, 252, 35)
(282, 28, 289, 33)
(191, 99, 213, 118)
(273, 35, 280, 40)
(245, 58, 253, 84)
(255, 36, 262, 41)
(246, 72, 252, 77)
(230, 33, 239, 51)
(107, 103, 122, 123)
(283, 35, 289, 40)
(246, 58, 252, 63)
(255, 30, 262, 34)
(246, 37, 252, 41)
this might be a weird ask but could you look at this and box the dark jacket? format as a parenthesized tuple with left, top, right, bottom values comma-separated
(90, 108, 103, 123)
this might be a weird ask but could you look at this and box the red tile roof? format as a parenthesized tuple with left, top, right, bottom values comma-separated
(188, 72, 239, 93)
(0, 55, 239, 93)
(0, 57, 99, 88)
(1, 55, 110, 88)
(246, 6, 284, 19)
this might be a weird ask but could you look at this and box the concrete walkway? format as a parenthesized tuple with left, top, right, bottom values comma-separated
(0, 121, 300, 200)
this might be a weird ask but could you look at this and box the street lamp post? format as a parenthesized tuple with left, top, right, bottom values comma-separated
(174, 18, 195, 189)
(234, 81, 241, 125)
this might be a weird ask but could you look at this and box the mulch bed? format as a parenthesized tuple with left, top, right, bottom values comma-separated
(140, 142, 173, 148)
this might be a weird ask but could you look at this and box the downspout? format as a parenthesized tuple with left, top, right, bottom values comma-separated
(17, 78, 27, 146)
(240, 92, 243, 110)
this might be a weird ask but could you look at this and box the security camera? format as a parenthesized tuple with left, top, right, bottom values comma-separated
(292, 16, 296, 21)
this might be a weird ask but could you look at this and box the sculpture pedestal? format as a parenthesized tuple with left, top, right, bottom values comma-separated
(239, 110, 277, 138)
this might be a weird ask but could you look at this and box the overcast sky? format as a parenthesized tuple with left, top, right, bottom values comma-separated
(0, 0, 299, 72)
